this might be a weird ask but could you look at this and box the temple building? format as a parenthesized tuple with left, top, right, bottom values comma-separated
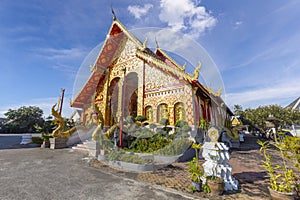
(71, 16, 232, 130)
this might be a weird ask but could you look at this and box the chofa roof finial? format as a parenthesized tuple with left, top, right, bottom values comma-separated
(111, 6, 117, 20)
(193, 61, 202, 80)
(141, 37, 147, 51)
(155, 36, 159, 49)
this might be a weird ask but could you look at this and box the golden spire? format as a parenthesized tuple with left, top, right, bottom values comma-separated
(193, 61, 202, 80)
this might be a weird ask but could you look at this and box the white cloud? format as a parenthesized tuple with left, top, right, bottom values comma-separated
(128, 4, 153, 19)
(34, 47, 86, 60)
(226, 79, 300, 109)
(158, 0, 217, 38)
(233, 21, 243, 29)
(32, 47, 87, 77)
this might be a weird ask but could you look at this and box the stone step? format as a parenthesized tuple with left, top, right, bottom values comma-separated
(72, 144, 88, 152)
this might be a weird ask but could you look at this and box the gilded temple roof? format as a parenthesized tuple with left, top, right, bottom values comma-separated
(71, 17, 218, 108)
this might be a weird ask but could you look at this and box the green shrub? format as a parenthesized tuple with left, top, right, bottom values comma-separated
(106, 151, 151, 164)
(159, 118, 169, 126)
(175, 120, 188, 128)
(135, 115, 147, 122)
(154, 139, 192, 156)
(31, 136, 43, 144)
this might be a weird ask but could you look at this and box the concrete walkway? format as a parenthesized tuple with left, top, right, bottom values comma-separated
(0, 146, 200, 200)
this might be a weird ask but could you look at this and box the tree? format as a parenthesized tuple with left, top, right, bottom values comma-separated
(238, 105, 300, 134)
(2, 106, 44, 133)
(233, 104, 243, 117)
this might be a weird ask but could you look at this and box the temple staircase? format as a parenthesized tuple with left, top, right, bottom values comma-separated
(69, 126, 96, 153)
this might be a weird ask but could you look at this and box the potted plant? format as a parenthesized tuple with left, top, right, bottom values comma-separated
(205, 152, 224, 195)
(258, 138, 296, 200)
(205, 175, 224, 195)
(281, 134, 300, 198)
(186, 143, 203, 192)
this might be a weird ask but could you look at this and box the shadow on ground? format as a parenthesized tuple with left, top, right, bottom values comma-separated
(234, 171, 270, 198)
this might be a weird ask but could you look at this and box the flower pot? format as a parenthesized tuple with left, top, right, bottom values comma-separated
(268, 187, 296, 200)
(207, 179, 224, 195)
(192, 181, 202, 192)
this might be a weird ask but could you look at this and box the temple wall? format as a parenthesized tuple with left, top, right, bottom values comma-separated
(143, 63, 195, 125)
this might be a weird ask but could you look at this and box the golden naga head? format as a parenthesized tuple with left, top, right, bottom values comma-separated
(140, 37, 148, 51)
(193, 61, 202, 80)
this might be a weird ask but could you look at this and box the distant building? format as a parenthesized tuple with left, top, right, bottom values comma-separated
(231, 116, 242, 127)
(70, 110, 83, 125)
(286, 97, 300, 111)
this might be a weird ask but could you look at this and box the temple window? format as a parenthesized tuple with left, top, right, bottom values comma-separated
(174, 102, 185, 124)
(157, 103, 168, 123)
(145, 106, 153, 122)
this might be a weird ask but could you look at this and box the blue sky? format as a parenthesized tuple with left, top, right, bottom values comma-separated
(1, 0, 300, 118)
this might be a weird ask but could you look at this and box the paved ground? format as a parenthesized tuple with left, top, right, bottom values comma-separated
(1, 134, 298, 200)
(90, 134, 271, 200)
(0, 136, 201, 200)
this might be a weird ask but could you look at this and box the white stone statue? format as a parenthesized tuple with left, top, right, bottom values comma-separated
(202, 127, 239, 191)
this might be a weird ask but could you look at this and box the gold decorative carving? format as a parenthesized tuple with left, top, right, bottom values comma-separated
(182, 63, 186, 71)
(141, 37, 147, 51)
(202, 85, 222, 97)
(136, 49, 194, 82)
(193, 62, 202, 80)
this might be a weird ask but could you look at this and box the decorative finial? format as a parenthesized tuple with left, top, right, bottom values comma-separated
(111, 6, 116, 20)
(182, 63, 186, 71)
(155, 36, 159, 49)
(90, 65, 94, 72)
(141, 37, 147, 51)
(193, 61, 202, 80)
(217, 86, 222, 96)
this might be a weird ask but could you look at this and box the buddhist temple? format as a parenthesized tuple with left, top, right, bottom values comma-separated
(70, 15, 232, 132)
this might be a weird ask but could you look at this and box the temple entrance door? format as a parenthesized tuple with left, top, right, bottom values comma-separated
(129, 90, 138, 118)
(124, 72, 138, 119)
(107, 78, 120, 127)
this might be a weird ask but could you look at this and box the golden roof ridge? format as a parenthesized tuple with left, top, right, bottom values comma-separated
(155, 48, 185, 71)
(136, 49, 193, 82)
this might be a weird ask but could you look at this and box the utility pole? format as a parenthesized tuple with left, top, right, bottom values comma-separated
(59, 89, 65, 116)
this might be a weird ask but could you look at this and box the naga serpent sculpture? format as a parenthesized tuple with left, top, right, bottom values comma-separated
(91, 99, 105, 141)
(51, 104, 77, 138)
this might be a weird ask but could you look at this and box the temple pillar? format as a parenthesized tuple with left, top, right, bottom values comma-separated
(168, 106, 174, 126)
(116, 76, 125, 123)
(153, 108, 157, 123)
(137, 63, 144, 116)
(101, 76, 109, 126)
